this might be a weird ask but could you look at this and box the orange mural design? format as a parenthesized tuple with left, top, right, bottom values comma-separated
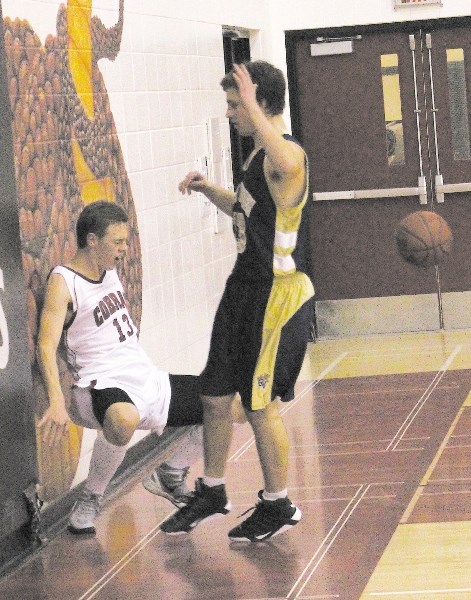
(3, 0, 142, 501)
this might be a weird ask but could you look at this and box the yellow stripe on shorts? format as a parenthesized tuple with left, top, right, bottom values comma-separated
(251, 272, 314, 410)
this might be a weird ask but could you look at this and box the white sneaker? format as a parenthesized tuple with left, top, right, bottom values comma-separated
(68, 489, 102, 535)
(142, 464, 193, 508)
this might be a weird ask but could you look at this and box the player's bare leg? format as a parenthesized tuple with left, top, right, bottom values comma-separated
(245, 400, 288, 493)
(227, 400, 301, 542)
(159, 394, 234, 535)
(202, 394, 235, 477)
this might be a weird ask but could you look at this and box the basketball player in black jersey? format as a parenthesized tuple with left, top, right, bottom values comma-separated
(161, 61, 314, 542)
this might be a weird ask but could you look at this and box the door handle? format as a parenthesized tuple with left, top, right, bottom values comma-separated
(425, 32, 446, 204)
(435, 174, 471, 203)
(410, 34, 426, 187)
(312, 176, 427, 204)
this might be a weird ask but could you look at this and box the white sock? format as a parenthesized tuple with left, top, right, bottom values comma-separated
(203, 475, 225, 487)
(85, 431, 127, 496)
(262, 489, 288, 502)
(165, 425, 203, 470)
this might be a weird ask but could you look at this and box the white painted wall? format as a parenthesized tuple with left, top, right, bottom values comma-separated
(272, 0, 469, 32)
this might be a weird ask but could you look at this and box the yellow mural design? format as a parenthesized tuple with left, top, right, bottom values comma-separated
(68, 0, 93, 117)
(72, 139, 116, 204)
(4, 0, 142, 501)
(68, 0, 115, 204)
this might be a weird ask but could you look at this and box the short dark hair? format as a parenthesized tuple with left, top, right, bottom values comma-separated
(76, 201, 128, 249)
(220, 60, 286, 116)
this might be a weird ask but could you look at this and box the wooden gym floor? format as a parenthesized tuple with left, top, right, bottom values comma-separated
(1, 330, 471, 599)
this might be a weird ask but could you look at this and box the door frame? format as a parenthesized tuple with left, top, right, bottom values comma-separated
(222, 28, 253, 189)
(286, 16, 471, 146)
(286, 16, 471, 338)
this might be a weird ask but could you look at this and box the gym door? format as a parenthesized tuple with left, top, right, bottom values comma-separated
(287, 18, 471, 337)
(424, 24, 471, 329)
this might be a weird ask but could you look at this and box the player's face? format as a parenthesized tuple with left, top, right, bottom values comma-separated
(96, 222, 128, 269)
(225, 88, 254, 137)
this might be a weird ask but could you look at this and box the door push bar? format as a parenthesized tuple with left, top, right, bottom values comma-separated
(315, 35, 362, 43)
(435, 174, 471, 203)
(312, 176, 427, 204)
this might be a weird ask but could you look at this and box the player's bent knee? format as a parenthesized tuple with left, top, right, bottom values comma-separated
(103, 427, 131, 446)
(103, 402, 140, 446)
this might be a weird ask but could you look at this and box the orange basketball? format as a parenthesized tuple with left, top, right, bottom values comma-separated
(395, 210, 453, 268)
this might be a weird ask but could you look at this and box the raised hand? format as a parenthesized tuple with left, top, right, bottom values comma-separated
(232, 63, 258, 111)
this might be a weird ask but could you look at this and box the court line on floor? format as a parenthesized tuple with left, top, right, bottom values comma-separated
(230, 352, 349, 462)
(288, 345, 465, 599)
(395, 345, 464, 523)
(77, 520, 166, 600)
(289, 346, 465, 600)
(368, 588, 471, 597)
(286, 484, 371, 599)
(387, 345, 462, 451)
(401, 399, 465, 523)
(361, 346, 469, 598)
(77, 353, 349, 600)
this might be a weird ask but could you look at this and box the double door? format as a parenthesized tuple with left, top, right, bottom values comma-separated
(287, 19, 471, 336)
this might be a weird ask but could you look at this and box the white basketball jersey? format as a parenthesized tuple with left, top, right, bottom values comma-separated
(52, 265, 170, 433)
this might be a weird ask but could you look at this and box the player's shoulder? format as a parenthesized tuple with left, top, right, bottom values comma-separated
(47, 265, 71, 286)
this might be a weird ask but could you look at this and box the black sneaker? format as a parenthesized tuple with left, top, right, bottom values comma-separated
(228, 491, 301, 542)
(160, 478, 231, 535)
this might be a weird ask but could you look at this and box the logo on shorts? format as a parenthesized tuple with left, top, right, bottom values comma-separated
(257, 374, 270, 389)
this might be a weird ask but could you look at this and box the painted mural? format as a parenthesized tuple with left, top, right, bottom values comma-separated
(3, 0, 142, 501)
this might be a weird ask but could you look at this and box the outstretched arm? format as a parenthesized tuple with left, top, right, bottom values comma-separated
(178, 171, 236, 216)
(36, 273, 72, 446)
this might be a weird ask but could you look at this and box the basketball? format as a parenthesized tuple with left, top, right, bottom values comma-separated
(395, 210, 453, 268)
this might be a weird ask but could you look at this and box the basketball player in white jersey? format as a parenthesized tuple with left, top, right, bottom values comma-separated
(37, 200, 242, 534)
